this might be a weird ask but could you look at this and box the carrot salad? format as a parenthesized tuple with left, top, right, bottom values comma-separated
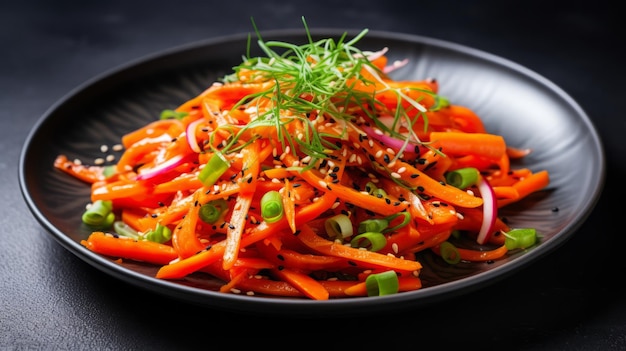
(54, 24, 550, 300)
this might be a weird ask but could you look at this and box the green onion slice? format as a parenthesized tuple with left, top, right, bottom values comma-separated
(358, 218, 388, 234)
(82, 200, 114, 228)
(504, 228, 537, 250)
(365, 270, 399, 296)
(324, 214, 354, 239)
(350, 232, 387, 252)
(143, 223, 172, 244)
(199, 199, 229, 224)
(260, 190, 284, 223)
(445, 167, 480, 189)
(358, 212, 411, 234)
(198, 152, 230, 187)
(113, 221, 140, 240)
(439, 241, 461, 264)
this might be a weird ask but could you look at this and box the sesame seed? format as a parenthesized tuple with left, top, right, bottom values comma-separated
(391, 172, 401, 179)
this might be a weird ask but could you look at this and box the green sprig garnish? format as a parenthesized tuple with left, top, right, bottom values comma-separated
(215, 17, 445, 166)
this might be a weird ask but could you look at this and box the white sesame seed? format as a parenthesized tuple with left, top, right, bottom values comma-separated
(375, 150, 383, 158)
(100, 145, 108, 153)
(105, 155, 115, 162)
(392, 243, 399, 254)
(397, 166, 406, 174)
(112, 144, 123, 151)
(94, 158, 104, 165)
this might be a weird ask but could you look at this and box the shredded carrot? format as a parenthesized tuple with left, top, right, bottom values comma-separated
(54, 30, 550, 300)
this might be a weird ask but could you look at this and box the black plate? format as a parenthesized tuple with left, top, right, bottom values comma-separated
(18, 29, 605, 316)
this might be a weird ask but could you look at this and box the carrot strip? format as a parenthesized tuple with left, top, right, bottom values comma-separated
(429, 131, 507, 160)
(498, 170, 550, 207)
(271, 267, 330, 300)
(348, 128, 483, 208)
(81, 232, 177, 265)
(431, 243, 509, 262)
(54, 154, 104, 184)
(343, 275, 422, 296)
(296, 224, 422, 272)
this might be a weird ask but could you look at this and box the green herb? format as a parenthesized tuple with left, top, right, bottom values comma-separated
(216, 17, 443, 166)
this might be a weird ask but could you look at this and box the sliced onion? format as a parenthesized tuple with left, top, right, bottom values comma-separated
(361, 125, 421, 155)
(185, 118, 204, 153)
(136, 154, 186, 180)
(476, 176, 497, 245)
(383, 58, 409, 74)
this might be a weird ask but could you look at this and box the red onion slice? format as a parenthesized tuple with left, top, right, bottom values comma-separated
(186, 118, 204, 153)
(476, 176, 497, 245)
(136, 154, 186, 181)
(361, 125, 420, 156)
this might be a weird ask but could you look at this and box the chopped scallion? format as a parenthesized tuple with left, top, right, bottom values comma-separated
(198, 152, 230, 187)
(439, 241, 461, 264)
(82, 200, 114, 228)
(504, 228, 537, 250)
(199, 199, 229, 224)
(445, 167, 480, 189)
(324, 214, 354, 239)
(350, 232, 386, 252)
(365, 270, 399, 296)
(260, 190, 284, 223)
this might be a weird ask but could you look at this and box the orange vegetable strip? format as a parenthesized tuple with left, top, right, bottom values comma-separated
(343, 275, 422, 296)
(493, 186, 520, 200)
(222, 193, 254, 270)
(296, 224, 422, 272)
(270, 267, 330, 300)
(506, 147, 532, 159)
(348, 128, 483, 208)
(497, 170, 550, 207)
(121, 209, 157, 233)
(121, 118, 184, 149)
(256, 240, 349, 271)
(429, 131, 506, 160)
(282, 178, 297, 234)
(171, 190, 205, 259)
(156, 192, 338, 280)
(282, 153, 409, 216)
(81, 232, 177, 265)
(54, 154, 104, 184)
(91, 179, 151, 202)
(223, 141, 263, 270)
(153, 172, 202, 194)
(431, 243, 509, 262)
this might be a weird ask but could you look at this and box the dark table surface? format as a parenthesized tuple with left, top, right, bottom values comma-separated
(2, 0, 622, 349)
